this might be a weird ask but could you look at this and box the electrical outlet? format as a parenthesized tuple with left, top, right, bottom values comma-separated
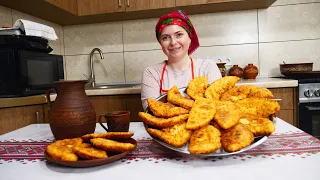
(204, 56, 233, 65)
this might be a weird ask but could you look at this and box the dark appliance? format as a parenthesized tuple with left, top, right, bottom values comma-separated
(0, 48, 64, 97)
(298, 78, 320, 138)
(0, 28, 53, 53)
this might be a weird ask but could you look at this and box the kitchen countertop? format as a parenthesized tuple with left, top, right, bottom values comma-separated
(0, 77, 298, 108)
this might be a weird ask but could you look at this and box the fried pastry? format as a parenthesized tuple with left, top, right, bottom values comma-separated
(138, 112, 189, 128)
(90, 138, 136, 152)
(167, 86, 194, 110)
(220, 85, 274, 102)
(82, 132, 134, 141)
(147, 122, 192, 148)
(147, 98, 189, 118)
(221, 124, 254, 152)
(239, 115, 275, 136)
(205, 76, 240, 100)
(186, 76, 208, 100)
(46, 138, 83, 162)
(186, 97, 216, 130)
(214, 101, 241, 129)
(188, 125, 221, 154)
(73, 143, 108, 160)
(236, 98, 280, 118)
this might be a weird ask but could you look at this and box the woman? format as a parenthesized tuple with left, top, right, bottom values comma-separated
(141, 10, 222, 110)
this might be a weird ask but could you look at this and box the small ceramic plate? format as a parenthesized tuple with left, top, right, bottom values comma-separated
(45, 138, 136, 168)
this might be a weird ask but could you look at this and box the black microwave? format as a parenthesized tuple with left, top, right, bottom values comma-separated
(0, 48, 64, 97)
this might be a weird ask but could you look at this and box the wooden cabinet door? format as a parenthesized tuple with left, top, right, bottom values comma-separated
(46, 0, 78, 15)
(78, 0, 126, 16)
(275, 110, 294, 126)
(0, 105, 44, 135)
(176, 0, 242, 6)
(126, 0, 175, 12)
(89, 95, 127, 123)
(126, 95, 144, 122)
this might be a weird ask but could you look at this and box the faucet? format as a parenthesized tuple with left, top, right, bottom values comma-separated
(88, 48, 104, 87)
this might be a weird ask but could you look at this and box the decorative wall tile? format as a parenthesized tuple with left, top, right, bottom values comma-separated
(272, 0, 320, 6)
(259, 39, 320, 77)
(190, 10, 258, 46)
(123, 18, 161, 51)
(65, 53, 125, 83)
(12, 10, 63, 55)
(192, 44, 259, 74)
(0, 5, 12, 27)
(63, 22, 123, 55)
(124, 50, 167, 82)
(259, 3, 320, 42)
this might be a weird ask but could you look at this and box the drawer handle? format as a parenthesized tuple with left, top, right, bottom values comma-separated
(118, 0, 121, 7)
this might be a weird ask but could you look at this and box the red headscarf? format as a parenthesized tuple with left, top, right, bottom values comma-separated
(155, 10, 199, 55)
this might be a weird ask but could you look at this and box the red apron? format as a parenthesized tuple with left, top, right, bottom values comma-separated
(160, 57, 194, 93)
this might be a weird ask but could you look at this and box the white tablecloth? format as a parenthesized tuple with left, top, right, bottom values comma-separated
(0, 119, 320, 180)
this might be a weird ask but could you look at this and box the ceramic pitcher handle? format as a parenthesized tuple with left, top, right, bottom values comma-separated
(46, 88, 56, 110)
(98, 115, 109, 132)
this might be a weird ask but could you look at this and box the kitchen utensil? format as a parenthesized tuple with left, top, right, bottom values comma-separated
(280, 61, 313, 76)
(46, 80, 96, 140)
(143, 87, 275, 156)
(45, 138, 137, 167)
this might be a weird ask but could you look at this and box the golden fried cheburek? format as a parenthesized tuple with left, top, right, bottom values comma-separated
(220, 85, 274, 102)
(138, 112, 189, 128)
(214, 101, 241, 129)
(186, 98, 216, 130)
(46, 138, 83, 161)
(205, 76, 240, 100)
(221, 124, 254, 152)
(188, 125, 221, 154)
(147, 98, 189, 118)
(82, 132, 134, 141)
(186, 76, 208, 100)
(147, 122, 192, 148)
(236, 98, 280, 118)
(239, 115, 275, 136)
(167, 86, 194, 110)
(73, 143, 108, 160)
(90, 138, 136, 152)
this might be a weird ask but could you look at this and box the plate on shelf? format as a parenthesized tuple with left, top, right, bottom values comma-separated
(45, 138, 136, 168)
(143, 87, 276, 156)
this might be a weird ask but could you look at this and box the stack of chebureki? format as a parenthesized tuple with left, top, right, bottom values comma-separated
(46, 132, 136, 162)
(139, 76, 280, 154)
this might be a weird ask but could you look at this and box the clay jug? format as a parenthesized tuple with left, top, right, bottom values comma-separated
(46, 80, 96, 140)
(228, 65, 244, 78)
(243, 63, 259, 79)
(216, 62, 227, 77)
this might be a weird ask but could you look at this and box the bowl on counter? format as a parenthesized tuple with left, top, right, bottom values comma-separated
(280, 62, 313, 76)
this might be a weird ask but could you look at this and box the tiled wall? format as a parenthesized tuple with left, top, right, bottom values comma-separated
(1, 0, 320, 84)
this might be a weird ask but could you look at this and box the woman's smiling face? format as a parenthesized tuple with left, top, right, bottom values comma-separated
(159, 25, 191, 60)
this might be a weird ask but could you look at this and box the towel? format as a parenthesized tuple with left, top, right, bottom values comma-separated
(13, 19, 58, 40)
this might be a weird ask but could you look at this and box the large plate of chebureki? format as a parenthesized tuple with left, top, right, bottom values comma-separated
(139, 76, 280, 156)
(45, 131, 136, 167)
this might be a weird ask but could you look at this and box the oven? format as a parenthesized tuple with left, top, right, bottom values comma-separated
(298, 79, 320, 138)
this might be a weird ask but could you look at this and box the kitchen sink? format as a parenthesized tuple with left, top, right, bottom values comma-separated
(85, 82, 141, 90)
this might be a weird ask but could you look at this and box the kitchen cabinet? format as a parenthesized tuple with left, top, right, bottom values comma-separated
(126, 0, 175, 12)
(176, 0, 242, 6)
(0, 105, 44, 135)
(77, 0, 126, 16)
(269, 87, 297, 126)
(126, 94, 144, 122)
(0, 0, 276, 25)
(45, 0, 78, 15)
(89, 95, 127, 122)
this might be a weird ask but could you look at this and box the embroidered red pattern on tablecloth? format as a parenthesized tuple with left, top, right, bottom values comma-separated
(1, 132, 320, 164)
